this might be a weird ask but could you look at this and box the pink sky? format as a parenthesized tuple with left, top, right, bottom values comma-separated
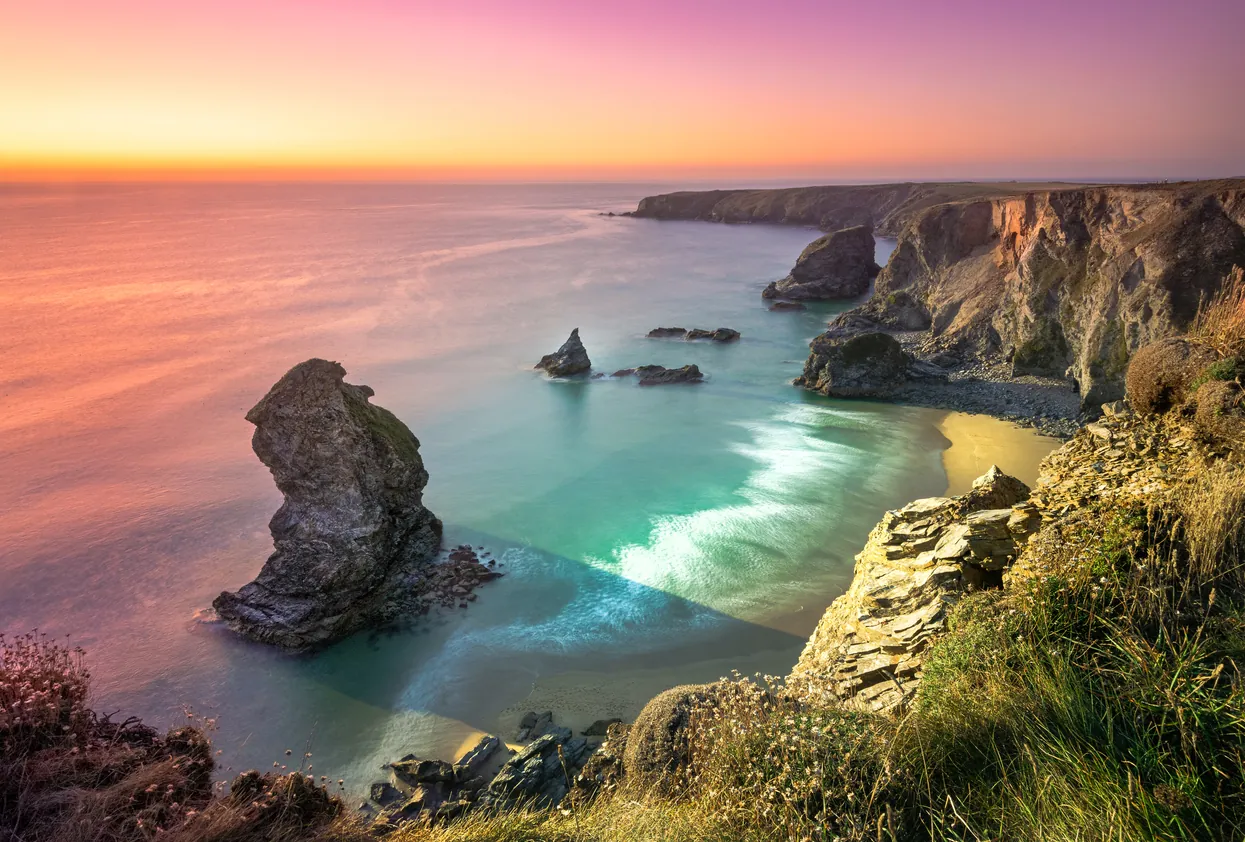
(2, 0, 1242, 180)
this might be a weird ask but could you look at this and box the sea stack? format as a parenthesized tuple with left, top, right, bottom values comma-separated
(213, 359, 443, 650)
(762, 224, 880, 300)
(535, 328, 591, 376)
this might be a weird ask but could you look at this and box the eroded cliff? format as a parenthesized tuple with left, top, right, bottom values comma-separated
(861, 181, 1245, 407)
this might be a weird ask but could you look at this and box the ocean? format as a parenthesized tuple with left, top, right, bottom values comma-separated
(2, 181, 991, 789)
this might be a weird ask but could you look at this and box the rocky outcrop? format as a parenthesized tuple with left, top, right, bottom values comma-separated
(213, 360, 443, 651)
(646, 327, 740, 342)
(636, 179, 1245, 414)
(613, 365, 704, 385)
(536, 329, 591, 377)
(769, 301, 807, 311)
(370, 713, 601, 828)
(854, 181, 1245, 409)
(794, 332, 911, 398)
(762, 225, 880, 300)
(787, 467, 1035, 713)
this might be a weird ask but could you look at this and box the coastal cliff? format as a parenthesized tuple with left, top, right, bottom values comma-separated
(630, 181, 1088, 236)
(635, 179, 1245, 414)
(861, 181, 1245, 408)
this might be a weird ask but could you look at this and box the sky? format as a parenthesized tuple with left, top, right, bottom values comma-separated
(2, 0, 1243, 181)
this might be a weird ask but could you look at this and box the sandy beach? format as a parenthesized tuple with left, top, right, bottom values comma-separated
(937, 411, 1063, 495)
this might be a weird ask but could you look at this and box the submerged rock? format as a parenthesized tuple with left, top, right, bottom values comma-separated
(762, 224, 880, 300)
(535, 328, 591, 377)
(768, 301, 807, 311)
(213, 359, 443, 651)
(646, 327, 688, 339)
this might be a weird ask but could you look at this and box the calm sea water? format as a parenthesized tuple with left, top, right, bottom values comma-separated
(0, 182, 948, 788)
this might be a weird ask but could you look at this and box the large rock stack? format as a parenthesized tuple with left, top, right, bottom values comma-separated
(213, 359, 443, 651)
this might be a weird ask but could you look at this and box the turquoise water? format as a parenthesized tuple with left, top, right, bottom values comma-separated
(0, 183, 947, 787)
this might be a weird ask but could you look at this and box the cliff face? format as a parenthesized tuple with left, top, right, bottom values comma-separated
(862, 181, 1245, 407)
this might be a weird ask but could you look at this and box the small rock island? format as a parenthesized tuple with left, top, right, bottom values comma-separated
(535, 328, 591, 376)
(762, 224, 880, 301)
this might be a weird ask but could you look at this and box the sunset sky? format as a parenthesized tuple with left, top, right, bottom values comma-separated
(3, 0, 1243, 181)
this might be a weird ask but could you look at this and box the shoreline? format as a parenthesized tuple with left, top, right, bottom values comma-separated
(936, 410, 1062, 496)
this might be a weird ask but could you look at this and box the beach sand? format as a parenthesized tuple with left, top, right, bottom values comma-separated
(937, 411, 1063, 495)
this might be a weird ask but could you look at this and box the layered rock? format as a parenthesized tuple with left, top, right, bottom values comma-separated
(787, 467, 1035, 713)
(213, 360, 443, 650)
(535, 328, 591, 376)
(762, 225, 880, 300)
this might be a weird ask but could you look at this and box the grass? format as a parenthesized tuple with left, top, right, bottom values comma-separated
(1191, 266, 1245, 358)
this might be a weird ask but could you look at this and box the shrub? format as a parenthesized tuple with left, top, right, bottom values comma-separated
(0, 631, 91, 751)
(1125, 338, 1219, 415)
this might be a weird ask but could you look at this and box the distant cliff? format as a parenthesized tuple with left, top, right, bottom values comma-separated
(630, 181, 1089, 236)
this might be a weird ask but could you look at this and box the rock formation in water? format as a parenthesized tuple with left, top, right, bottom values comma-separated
(794, 331, 911, 397)
(647, 327, 740, 341)
(769, 301, 807, 311)
(213, 359, 443, 650)
(762, 225, 880, 301)
(613, 364, 704, 385)
(535, 328, 591, 376)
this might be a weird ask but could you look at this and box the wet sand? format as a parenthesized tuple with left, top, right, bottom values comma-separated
(937, 411, 1063, 495)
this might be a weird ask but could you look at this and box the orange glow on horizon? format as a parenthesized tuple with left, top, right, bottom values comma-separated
(2, 0, 1242, 182)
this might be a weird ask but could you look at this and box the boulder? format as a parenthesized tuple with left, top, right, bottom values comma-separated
(535, 328, 591, 377)
(480, 732, 594, 809)
(213, 360, 443, 650)
(583, 718, 624, 737)
(795, 332, 911, 398)
(1124, 338, 1219, 415)
(646, 327, 687, 339)
(762, 225, 880, 300)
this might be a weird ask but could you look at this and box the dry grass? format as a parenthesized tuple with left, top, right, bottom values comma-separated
(1191, 266, 1245, 357)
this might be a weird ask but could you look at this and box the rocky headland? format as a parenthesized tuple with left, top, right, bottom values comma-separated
(761, 224, 879, 301)
(633, 179, 1245, 434)
(212, 359, 497, 651)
